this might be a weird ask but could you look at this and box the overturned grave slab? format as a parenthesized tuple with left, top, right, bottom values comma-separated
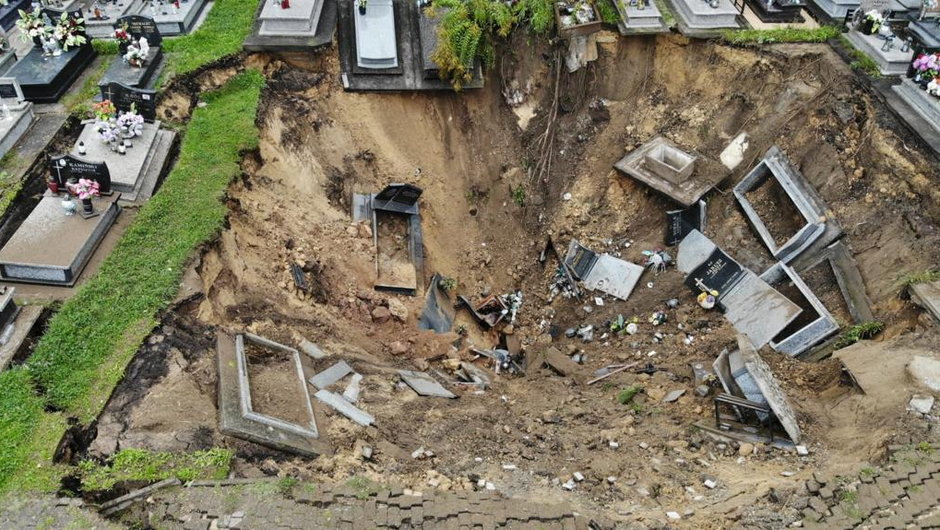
(614, 136, 722, 207)
(678, 230, 801, 348)
(353, 183, 423, 295)
(733, 146, 840, 264)
(910, 279, 940, 325)
(217, 333, 329, 457)
(399, 370, 456, 398)
(712, 335, 802, 443)
(418, 273, 454, 332)
(564, 239, 643, 300)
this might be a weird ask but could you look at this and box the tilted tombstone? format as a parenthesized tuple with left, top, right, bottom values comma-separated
(48, 154, 111, 194)
(372, 183, 422, 214)
(683, 247, 744, 298)
(665, 200, 706, 246)
(99, 82, 157, 122)
(114, 14, 163, 49)
(0, 78, 24, 101)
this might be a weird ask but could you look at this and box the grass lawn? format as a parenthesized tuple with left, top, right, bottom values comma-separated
(0, 70, 264, 494)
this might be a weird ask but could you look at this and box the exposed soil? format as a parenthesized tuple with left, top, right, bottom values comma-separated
(375, 212, 417, 289)
(244, 342, 311, 427)
(744, 173, 806, 248)
(86, 33, 940, 528)
(801, 260, 854, 326)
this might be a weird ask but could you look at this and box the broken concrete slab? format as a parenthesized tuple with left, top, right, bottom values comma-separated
(662, 389, 686, 403)
(908, 394, 935, 415)
(543, 347, 585, 378)
(760, 262, 839, 357)
(733, 146, 841, 265)
(614, 136, 724, 207)
(299, 338, 328, 359)
(908, 356, 940, 393)
(314, 389, 376, 426)
(216, 333, 330, 457)
(399, 370, 457, 398)
(678, 230, 802, 348)
(565, 240, 644, 300)
(910, 279, 940, 325)
(418, 273, 454, 333)
(342, 373, 363, 403)
(736, 334, 802, 443)
(309, 360, 354, 390)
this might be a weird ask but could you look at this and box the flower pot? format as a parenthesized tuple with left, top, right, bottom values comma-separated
(48, 180, 59, 194)
(859, 18, 875, 35)
(61, 196, 76, 215)
(81, 198, 93, 214)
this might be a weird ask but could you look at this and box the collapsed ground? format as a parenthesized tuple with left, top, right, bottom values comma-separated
(87, 34, 940, 526)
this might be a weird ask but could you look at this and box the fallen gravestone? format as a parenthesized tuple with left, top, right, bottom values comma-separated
(665, 200, 706, 246)
(564, 239, 644, 300)
(399, 370, 457, 398)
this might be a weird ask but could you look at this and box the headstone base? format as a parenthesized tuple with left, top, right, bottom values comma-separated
(0, 193, 121, 286)
(141, 0, 211, 36)
(0, 102, 34, 161)
(4, 44, 96, 103)
(844, 29, 914, 76)
(666, 0, 740, 30)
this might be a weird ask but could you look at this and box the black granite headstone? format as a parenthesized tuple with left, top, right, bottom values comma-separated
(99, 82, 157, 122)
(665, 200, 706, 246)
(49, 154, 111, 194)
(372, 183, 423, 214)
(115, 14, 162, 47)
(684, 247, 744, 296)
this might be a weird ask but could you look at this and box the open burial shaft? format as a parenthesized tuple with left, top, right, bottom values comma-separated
(85, 36, 940, 525)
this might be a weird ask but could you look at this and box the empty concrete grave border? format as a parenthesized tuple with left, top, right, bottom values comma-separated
(236, 332, 319, 438)
(760, 263, 839, 357)
(733, 146, 827, 264)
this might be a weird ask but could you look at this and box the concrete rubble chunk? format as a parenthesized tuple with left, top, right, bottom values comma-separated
(309, 360, 354, 390)
(908, 394, 935, 415)
(343, 373, 363, 403)
(907, 356, 940, 393)
(399, 370, 457, 398)
(314, 389, 375, 426)
(662, 389, 686, 403)
(299, 339, 328, 359)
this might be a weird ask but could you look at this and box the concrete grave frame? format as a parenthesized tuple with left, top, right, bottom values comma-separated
(794, 240, 874, 324)
(216, 333, 330, 456)
(614, 136, 721, 207)
(352, 183, 424, 296)
(0, 77, 35, 161)
(733, 146, 832, 264)
(760, 262, 839, 357)
(234, 333, 319, 438)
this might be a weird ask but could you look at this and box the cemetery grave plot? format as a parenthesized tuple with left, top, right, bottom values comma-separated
(798, 258, 853, 326)
(242, 339, 315, 428)
(374, 211, 418, 293)
(77, 36, 940, 528)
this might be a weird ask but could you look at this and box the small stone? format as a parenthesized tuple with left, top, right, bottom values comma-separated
(607, 476, 617, 484)
(360, 445, 373, 460)
(387, 298, 408, 322)
(738, 443, 754, 456)
(411, 447, 426, 459)
(573, 472, 585, 482)
(502, 464, 517, 470)
(908, 394, 935, 415)
(562, 479, 576, 491)
(703, 479, 717, 489)
(795, 445, 809, 456)
(609, 441, 620, 449)
(371, 306, 391, 323)
(485, 482, 496, 491)
(389, 341, 410, 355)
(662, 389, 686, 403)
(694, 385, 710, 397)
(781, 471, 796, 477)
(639, 442, 650, 450)
(666, 511, 681, 520)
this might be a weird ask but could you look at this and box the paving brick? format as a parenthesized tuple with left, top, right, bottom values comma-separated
(819, 487, 834, 500)
(809, 497, 830, 516)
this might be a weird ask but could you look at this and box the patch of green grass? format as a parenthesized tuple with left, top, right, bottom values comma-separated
(617, 384, 643, 405)
(596, 0, 621, 24)
(440, 276, 458, 292)
(833, 321, 884, 350)
(159, 0, 259, 86)
(92, 39, 120, 56)
(511, 185, 525, 207)
(917, 441, 935, 455)
(345, 476, 380, 500)
(859, 467, 876, 477)
(277, 476, 299, 496)
(0, 171, 23, 219)
(721, 26, 840, 45)
(840, 489, 858, 504)
(0, 71, 265, 494)
(897, 269, 940, 287)
(78, 448, 232, 491)
(839, 35, 883, 78)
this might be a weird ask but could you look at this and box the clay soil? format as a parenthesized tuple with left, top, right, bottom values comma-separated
(244, 342, 311, 427)
(744, 174, 806, 248)
(87, 34, 940, 528)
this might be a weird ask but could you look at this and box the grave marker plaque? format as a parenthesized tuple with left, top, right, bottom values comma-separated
(115, 14, 162, 46)
(99, 82, 157, 122)
(684, 247, 744, 296)
(665, 200, 706, 246)
(48, 154, 111, 194)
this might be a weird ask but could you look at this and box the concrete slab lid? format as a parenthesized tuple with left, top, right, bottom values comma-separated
(399, 369, 457, 398)
(0, 193, 121, 268)
(910, 280, 940, 324)
(314, 389, 375, 425)
(736, 334, 802, 443)
(75, 121, 161, 190)
(676, 229, 718, 275)
(309, 360, 354, 389)
(355, 0, 397, 64)
(582, 254, 644, 301)
(722, 270, 802, 349)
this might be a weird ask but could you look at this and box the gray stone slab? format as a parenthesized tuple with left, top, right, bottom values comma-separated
(98, 47, 164, 90)
(314, 388, 375, 425)
(216, 333, 331, 456)
(677, 229, 717, 275)
(0, 193, 121, 286)
(844, 30, 913, 76)
(399, 369, 456, 398)
(733, 146, 833, 264)
(666, 0, 740, 29)
(760, 263, 839, 357)
(810, 0, 858, 18)
(614, 136, 722, 207)
(355, 0, 398, 69)
(723, 270, 802, 349)
(910, 280, 940, 324)
(299, 338, 328, 359)
(892, 78, 940, 142)
(0, 303, 40, 373)
(736, 334, 802, 443)
(75, 120, 161, 193)
(309, 360, 354, 389)
(564, 239, 644, 300)
(138, 0, 211, 35)
(259, 0, 323, 36)
(0, 101, 34, 161)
